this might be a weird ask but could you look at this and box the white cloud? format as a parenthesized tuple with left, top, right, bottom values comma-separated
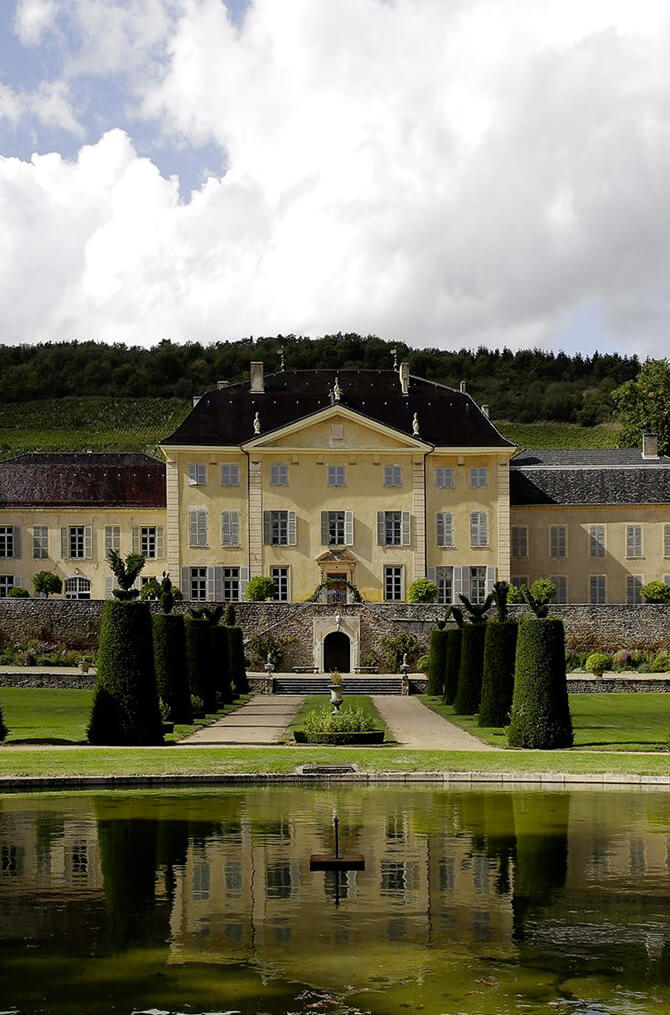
(14, 0, 57, 45)
(4, 0, 670, 353)
(0, 79, 82, 135)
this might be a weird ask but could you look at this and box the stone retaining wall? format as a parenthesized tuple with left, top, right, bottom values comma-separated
(567, 676, 670, 693)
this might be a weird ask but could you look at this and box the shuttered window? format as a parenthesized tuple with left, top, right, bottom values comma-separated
(263, 510, 297, 545)
(220, 463, 240, 486)
(436, 512, 454, 547)
(327, 465, 346, 486)
(470, 512, 488, 547)
(383, 465, 403, 487)
(271, 463, 288, 486)
(189, 509, 208, 547)
(626, 525, 643, 558)
(435, 467, 454, 489)
(511, 526, 528, 559)
(33, 526, 48, 559)
(104, 526, 120, 553)
(469, 566, 487, 603)
(469, 467, 488, 488)
(550, 526, 566, 558)
(376, 511, 411, 546)
(626, 575, 643, 604)
(0, 527, 17, 559)
(551, 576, 567, 603)
(589, 525, 605, 557)
(427, 565, 453, 604)
(589, 574, 606, 604)
(188, 463, 207, 486)
(221, 511, 240, 547)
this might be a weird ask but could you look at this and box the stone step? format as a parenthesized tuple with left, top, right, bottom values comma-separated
(272, 676, 405, 695)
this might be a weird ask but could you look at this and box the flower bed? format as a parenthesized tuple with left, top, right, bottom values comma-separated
(293, 702, 385, 745)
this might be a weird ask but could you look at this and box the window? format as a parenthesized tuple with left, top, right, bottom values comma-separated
(189, 567, 207, 601)
(60, 527, 92, 560)
(221, 463, 240, 486)
(469, 467, 488, 488)
(0, 527, 16, 559)
(469, 566, 487, 604)
(189, 509, 208, 547)
(69, 527, 85, 559)
(550, 525, 567, 558)
(104, 525, 120, 553)
(327, 465, 346, 486)
(384, 566, 403, 601)
(272, 566, 289, 602)
(271, 463, 288, 486)
(435, 566, 453, 604)
(626, 525, 643, 558)
(33, 526, 48, 559)
(141, 526, 157, 558)
(188, 463, 207, 486)
(0, 576, 15, 597)
(436, 512, 454, 547)
(470, 512, 488, 547)
(511, 575, 527, 590)
(551, 576, 568, 603)
(221, 511, 240, 547)
(511, 526, 528, 559)
(263, 510, 297, 546)
(65, 577, 90, 600)
(435, 467, 454, 489)
(665, 525, 670, 557)
(589, 574, 606, 604)
(384, 464, 403, 487)
(377, 511, 411, 547)
(222, 567, 240, 601)
(589, 524, 605, 557)
(322, 511, 344, 545)
(627, 575, 643, 604)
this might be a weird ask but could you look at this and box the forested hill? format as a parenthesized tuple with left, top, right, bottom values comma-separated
(0, 335, 639, 426)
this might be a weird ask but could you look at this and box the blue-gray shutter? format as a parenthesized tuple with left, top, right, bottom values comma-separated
(13, 575, 23, 590)
(189, 510, 198, 546)
(131, 526, 140, 553)
(401, 511, 411, 546)
(212, 566, 224, 601)
(156, 526, 164, 558)
(287, 511, 297, 546)
(61, 527, 68, 559)
(206, 565, 216, 602)
(321, 511, 329, 545)
(485, 565, 496, 595)
(427, 565, 437, 582)
(239, 566, 249, 600)
(181, 566, 191, 597)
(105, 577, 115, 599)
(263, 511, 272, 545)
(453, 565, 464, 602)
(84, 526, 93, 559)
(344, 510, 354, 546)
(436, 514, 444, 546)
(12, 526, 20, 558)
(377, 511, 385, 545)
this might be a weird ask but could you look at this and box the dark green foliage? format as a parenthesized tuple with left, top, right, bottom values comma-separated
(152, 614, 192, 723)
(189, 604, 223, 624)
(443, 629, 462, 705)
(244, 575, 275, 601)
(0, 698, 7, 741)
(184, 616, 217, 713)
(379, 632, 422, 671)
(87, 600, 163, 745)
(492, 581, 509, 622)
(33, 570, 63, 597)
(96, 807, 160, 951)
(224, 603, 236, 626)
(479, 620, 518, 727)
(453, 624, 487, 715)
(427, 629, 448, 696)
(459, 591, 494, 623)
(507, 617, 573, 749)
(522, 584, 549, 618)
(107, 549, 145, 601)
(7, 586, 29, 597)
(612, 358, 670, 453)
(448, 605, 464, 628)
(227, 625, 249, 695)
(408, 577, 439, 603)
(512, 794, 570, 940)
(212, 626, 233, 705)
(640, 580, 670, 603)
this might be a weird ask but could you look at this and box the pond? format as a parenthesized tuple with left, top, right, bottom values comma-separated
(2, 785, 670, 1014)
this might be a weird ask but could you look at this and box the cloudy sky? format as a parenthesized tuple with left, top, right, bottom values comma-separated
(1, 0, 669, 356)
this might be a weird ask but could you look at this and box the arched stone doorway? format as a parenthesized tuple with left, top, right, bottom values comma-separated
(323, 631, 351, 673)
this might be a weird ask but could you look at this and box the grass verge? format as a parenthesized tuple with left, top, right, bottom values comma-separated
(283, 694, 394, 744)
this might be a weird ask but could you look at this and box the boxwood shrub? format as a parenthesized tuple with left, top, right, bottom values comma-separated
(227, 623, 249, 695)
(443, 628, 462, 705)
(0, 699, 6, 742)
(427, 629, 448, 696)
(212, 625, 233, 705)
(453, 624, 487, 715)
(507, 616, 573, 749)
(88, 600, 163, 745)
(152, 613, 192, 724)
(184, 616, 217, 714)
(478, 620, 518, 727)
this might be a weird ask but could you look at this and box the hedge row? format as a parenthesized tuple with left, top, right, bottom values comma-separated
(479, 620, 518, 727)
(443, 629, 461, 705)
(507, 617, 573, 749)
(152, 614, 192, 724)
(427, 629, 448, 696)
(453, 624, 486, 715)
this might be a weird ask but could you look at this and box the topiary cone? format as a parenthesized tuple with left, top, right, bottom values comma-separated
(184, 616, 217, 714)
(88, 600, 163, 745)
(427, 629, 448, 696)
(212, 626, 233, 705)
(479, 620, 518, 727)
(0, 698, 7, 742)
(227, 624, 249, 695)
(152, 613, 192, 724)
(443, 628, 462, 705)
(453, 624, 486, 715)
(507, 616, 573, 749)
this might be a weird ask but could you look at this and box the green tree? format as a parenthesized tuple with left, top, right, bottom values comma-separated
(408, 578, 439, 603)
(245, 576, 275, 601)
(33, 571, 63, 598)
(612, 359, 670, 453)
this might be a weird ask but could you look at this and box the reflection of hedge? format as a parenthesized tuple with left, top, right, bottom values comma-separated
(152, 614, 192, 724)
(427, 629, 448, 696)
(479, 621, 518, 727)
(508, 617, 573, 749)
(97, 810, 159, 950)
(212, 626, 233, 705)
(228, 625, 249, 695)
(443, 629, 461, 705)
(88, 601, 163, 745)
(453, 624, 486, 715)
(512, 793, 570, 939)
(184, 617, 217, 713)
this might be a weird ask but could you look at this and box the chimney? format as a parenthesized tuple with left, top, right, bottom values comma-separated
(217, 380, 230, 390)
(399, 361, 410, 395)
(250, 361, 264, 393)
(481, 404, 489, 418)
(460, 380, 467, 393)
(642, 433, 659, 459)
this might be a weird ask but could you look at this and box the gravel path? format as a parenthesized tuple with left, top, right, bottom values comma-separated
(178, 695, 305, 746)
(372, 696, 499, 751)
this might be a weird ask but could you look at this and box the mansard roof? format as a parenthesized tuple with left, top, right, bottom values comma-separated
(510, 448, 670, 505)
(0, 453, 166, 509)
(162, 369, 513, 448)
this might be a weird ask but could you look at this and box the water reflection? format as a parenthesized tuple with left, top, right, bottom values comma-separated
(1, 786, 670, 1014)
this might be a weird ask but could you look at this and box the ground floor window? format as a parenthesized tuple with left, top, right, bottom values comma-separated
(589, 574, 606, 605)
(384, 566, 403, 601)
(469, 567, 486, 604)
(0, 576, 15, 597)
(190, 567, 207, 601)
(272, 567, 289, 602)
(435, 566, 453, 605)
(551, 576, 568, 604)
(222, 567, 240, 601)
(65, 576, 90, 600)
(626, 575, 643, 605)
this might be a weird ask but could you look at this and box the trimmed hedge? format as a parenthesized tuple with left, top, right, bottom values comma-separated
(184, 617, 217, 714)
(443, 628, 461, 705)
(427, 629, 448, 696)
(227, 625, 249, 695)
(453, 624, 486, 715)
(507, 617, 573, 749)
(0, 698, 6, 742)
(88, 600, 163, 745)
(212, 626, 233, 705)
(152, 614, 192, 724)
(478, 620, 518, 727)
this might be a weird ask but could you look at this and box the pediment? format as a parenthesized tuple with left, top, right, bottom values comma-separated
(243, 404, 431, 452)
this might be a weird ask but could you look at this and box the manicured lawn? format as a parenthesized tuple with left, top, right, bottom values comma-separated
(284, 694, 394, 743)
(421, 693, 670, 752)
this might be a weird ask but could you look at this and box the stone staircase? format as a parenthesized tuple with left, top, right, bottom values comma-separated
(272, 675, 406, 695)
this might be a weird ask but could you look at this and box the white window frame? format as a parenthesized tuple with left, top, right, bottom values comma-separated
(141, 526, 158, 559)
(511, 526, 528, 559)
(0, 527, 15, 559)
(65, 576, 91, 600)
(589, 574, 607, 604)
(271, 463, 289, 486)
(188, 463, 207, 486)
(33, 526, 48, 559)
(436, 512, 454, 548)
(469, 566, 487, 604)
(220, 463, 240, 487)
(222, 566, 240, 602)
(588, 524, 606, 558)
(470, 512, 488, 548)
(190, 567, 207, 601)
(549, 525, 567, 559)
(626, 525, 643, 559)
(0, 576, 15, 597)
(378, 511, 411, 547)
(327, 465, 346, 487)
(69, 526, 86, 560)
(221, 510, 240, 547)
(383, 464, 403, 487)
(435, 565, 453, 604)
(626, 575, 643, 605)
(469, 467, 488, 489)
(435, 467, 454, 489)
(272, 566, 290, 602)
(384, 565, 404, 601)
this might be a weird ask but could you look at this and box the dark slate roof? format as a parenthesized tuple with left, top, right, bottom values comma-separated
(511, 448, 670, 505)
(0, 454, 166, 509)
(162, 369, 513, 448)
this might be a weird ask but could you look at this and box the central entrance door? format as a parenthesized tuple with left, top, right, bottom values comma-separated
(323, 631, 351, 673)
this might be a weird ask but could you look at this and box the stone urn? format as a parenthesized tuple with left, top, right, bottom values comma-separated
(329, 672, 344, 712)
